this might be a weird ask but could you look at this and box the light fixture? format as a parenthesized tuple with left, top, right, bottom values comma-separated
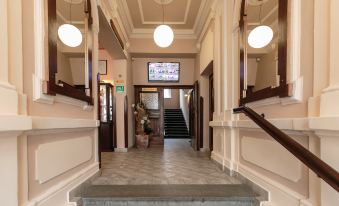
(248, 25, 273, 48)
(153, 0, 174, 48)
(58, 0, 83, 47)
(247, 1, 273, 48)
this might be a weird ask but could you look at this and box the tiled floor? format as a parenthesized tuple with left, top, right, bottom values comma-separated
(92, 139, 241, 185)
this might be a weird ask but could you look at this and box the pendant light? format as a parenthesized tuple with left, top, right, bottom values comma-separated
(247, 1, 273, 48)
(58, 0, 83, 47)
(153, 0, 174, 48)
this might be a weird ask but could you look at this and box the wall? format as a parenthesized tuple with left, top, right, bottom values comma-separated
(195, 22, 215, 151)
(179, 89, 190, 128)
(56, 51, 73, 85)
(99, 49, 134, 149)
(0, 0, 100, 205)
(128, 38, 198, 56)
(209, 0, 339, 205)
(164, 89, 180, 109)
(247, 58, 258, 86)
(253, 49, 278, 91)
(132, 58, 195, 85)
(199, 23, 214, 74)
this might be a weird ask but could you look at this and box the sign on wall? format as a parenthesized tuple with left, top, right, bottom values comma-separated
(116, 85, 124, 93)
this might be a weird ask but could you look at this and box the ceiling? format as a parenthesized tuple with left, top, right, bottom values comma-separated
(116, 0, 213, 39)
(57, 0, 86, 24)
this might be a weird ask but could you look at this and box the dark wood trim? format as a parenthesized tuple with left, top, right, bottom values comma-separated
(239, 0, 289, 105)
(113, 96, 117, 149)
(97, 73, 101, 168)
(209, 73, 214, 151)
(134, 85, 194, 89)
(199, 96, 204, 148)
(47, 0, 93, 104)
(110, 19, 124, 50)
(124, 95, 128, 148)
(233, 106, 339, 192)
(193, 81, 200, 151)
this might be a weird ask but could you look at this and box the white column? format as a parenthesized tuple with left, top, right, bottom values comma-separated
(315, 131, 339, 206)
(0, 0, 9, 84)
(0, 0, 19, 115)
(319, 0, 339, 116)
(0, 134, 19, 206)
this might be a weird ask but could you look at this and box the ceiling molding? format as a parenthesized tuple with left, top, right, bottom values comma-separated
(137, 0, 191, 25)
(116, 0, 213, 40)
(129, 28, 197, 39)
(56, 11, 85, 25)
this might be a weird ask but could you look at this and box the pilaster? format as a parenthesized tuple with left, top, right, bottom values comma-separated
(319, 0, 339, 116)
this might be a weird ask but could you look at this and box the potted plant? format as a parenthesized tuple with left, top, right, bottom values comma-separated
(132, 102, 153, 148)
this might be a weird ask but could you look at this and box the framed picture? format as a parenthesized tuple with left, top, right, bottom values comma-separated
(99, 60, 107, 75)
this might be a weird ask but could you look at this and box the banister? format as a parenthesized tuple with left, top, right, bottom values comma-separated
(233, 106, 339, 192)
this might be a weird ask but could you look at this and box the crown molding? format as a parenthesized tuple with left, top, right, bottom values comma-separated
(129, 28, 197, 39)
(137, 0, 191, 25)
(117, 0, 212, 40)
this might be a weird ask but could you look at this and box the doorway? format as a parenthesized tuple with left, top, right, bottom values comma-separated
(209, 73, 214, 151)
(134, 85, 200, 149)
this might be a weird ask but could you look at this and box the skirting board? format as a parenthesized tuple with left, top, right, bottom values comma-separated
(115, 148, 128, 152)
(26, 162, 99, 206)
(211, 158, 268, 202)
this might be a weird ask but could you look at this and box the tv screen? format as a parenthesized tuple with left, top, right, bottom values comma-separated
(148, 62, 180, 82)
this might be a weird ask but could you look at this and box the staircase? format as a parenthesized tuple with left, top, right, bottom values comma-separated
(164, 109, 189, 139)
(80, 184, 261, 206)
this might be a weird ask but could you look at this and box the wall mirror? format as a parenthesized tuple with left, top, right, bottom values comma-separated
(239, 0, 289, 105)
(47, 0, 93, 104)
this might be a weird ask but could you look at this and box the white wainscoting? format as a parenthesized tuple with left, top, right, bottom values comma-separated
(241, 136, 302, 182)
(35, 136, 92, 183)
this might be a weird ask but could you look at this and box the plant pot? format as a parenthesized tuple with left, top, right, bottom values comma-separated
(136, 134, 149, 149)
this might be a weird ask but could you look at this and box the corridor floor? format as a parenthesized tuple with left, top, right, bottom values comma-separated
(92, 139, 241, 185)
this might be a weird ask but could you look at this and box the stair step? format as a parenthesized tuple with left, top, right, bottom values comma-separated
(82, 185, 259, 206)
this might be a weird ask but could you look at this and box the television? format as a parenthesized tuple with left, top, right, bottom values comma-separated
(148, 62, 180, 82)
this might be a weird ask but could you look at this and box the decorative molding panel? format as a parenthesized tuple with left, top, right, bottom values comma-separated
(241, 136, 302, 182)
(35, 136, 92, 183)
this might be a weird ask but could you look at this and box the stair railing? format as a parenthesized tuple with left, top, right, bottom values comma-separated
(233, 106, 339, 192)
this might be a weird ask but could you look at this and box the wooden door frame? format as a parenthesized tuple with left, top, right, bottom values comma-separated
(124, 95, 128, 148)
(209, 73, 214, 151)
(134, 85, 195, 146)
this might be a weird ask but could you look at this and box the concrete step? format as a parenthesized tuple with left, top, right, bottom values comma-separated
(82, 184, 260, 206)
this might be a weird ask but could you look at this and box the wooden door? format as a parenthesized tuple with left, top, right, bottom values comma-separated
(189, 81, 200, 151)
(99, 83, 114, 152)
(135, 87, 164, 145)
(209, 74, 214, 151)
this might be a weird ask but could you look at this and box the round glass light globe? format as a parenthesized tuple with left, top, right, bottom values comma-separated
(153, 25, 174, 48)
(58, 24, 83, 47)
(248, 25, 273, 48)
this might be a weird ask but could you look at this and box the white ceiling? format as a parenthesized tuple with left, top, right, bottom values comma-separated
(115, 0, 214, 39)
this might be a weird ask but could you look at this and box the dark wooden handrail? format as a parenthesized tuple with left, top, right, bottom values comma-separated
(233, 106, 339, 192)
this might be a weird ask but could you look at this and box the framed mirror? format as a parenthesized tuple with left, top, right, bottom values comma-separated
(47, 0, 93, 104)
(239, 0, 289, 105)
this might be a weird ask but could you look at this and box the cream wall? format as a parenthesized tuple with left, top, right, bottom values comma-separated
(128, 38, 198, 56)
(164, 89, 180, 109)
(99, 49, 135, 148)
(195, 22, 215, 151)
(179, 89, 190, 128)
(0, 0, 101, 205)
(132, 58, 195, 85)
(209, 0, 339, 205)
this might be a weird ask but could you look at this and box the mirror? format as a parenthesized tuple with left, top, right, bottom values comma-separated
(47, 0, 93, 104)
(240, 0, 288, 105)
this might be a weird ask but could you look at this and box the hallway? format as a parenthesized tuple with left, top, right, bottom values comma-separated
(93, 139, 241, 185)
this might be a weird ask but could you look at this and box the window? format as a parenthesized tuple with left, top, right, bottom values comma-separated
(164, 89, 172, 99)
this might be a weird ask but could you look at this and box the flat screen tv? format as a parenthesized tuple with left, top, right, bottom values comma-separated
(148, 62, 180, 82)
